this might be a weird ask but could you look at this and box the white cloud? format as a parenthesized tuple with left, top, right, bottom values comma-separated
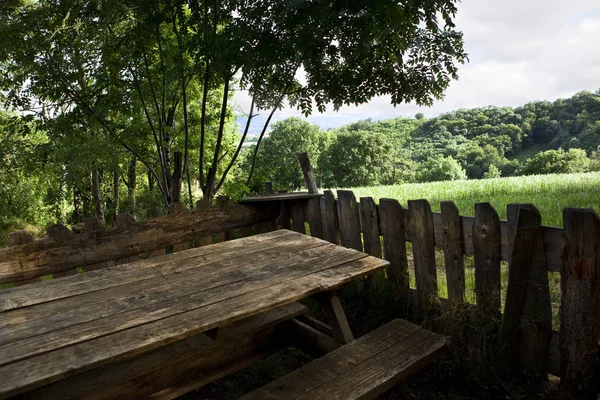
(233, 0, 600, 126)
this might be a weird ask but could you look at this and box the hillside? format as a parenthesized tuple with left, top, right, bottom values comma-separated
(239, 90, 600, 193)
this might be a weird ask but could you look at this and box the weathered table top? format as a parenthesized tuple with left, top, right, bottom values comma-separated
(0, 229, 388, 399)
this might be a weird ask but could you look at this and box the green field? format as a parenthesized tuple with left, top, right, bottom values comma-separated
(340, 171, 600, 227)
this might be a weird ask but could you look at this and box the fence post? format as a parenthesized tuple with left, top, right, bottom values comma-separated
(320, 190, 339, 244)
(337, 190, 362, 252)
(497, 205, 551, 377)
(408, 199, 438, 314)
(440, 201, 465, 306)
(560, 208, 600, 398)
(298, 152, 319, 194)
(83, 218, 108, 272)
(379, 199, 410, 301)
(473, 203, 501, 318)
(291, 201, 306, 234)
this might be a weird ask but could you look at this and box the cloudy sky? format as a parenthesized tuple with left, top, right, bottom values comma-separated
(234, 0, 600, 130)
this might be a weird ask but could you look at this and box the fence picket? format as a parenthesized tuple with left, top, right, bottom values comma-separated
(48, 225, 76, 278)
(408, 199, 438, 313)
(440, 201, 465, 305)
(379, 199, 409, 299)
(320, 190, 339, 244)
(473, 203, 501, 317)
(359, 197, 382, 258)
(291, 201, 306, 234)
(560, 208, 600, 397)
(497, 205, 551, 377)
(337, 190, 362, 251)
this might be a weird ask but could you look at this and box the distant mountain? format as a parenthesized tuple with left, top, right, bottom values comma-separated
(235, 113, 401, 135)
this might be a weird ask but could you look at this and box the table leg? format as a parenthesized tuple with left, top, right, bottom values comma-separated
(314, 292, 354, 344)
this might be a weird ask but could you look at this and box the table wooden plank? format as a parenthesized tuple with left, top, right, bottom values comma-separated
(0, 238, 330, 344)
(0, 243, 363, 363)
(0, 230, 295, 312)
(0, 233, 320, 331)
(0, 255, 388, 398)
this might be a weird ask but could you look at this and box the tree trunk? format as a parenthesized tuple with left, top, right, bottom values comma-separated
(128, 156, 137, 212)
(73, 185, 81, 222)
(147, 169, 154, 191)
(91, 162, 105, 224)
(112, 159, 120, 222)
(172, 151, 183, 204)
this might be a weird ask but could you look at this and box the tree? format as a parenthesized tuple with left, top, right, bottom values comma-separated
(518, 148, 590, 176)
(483, 164, 502, 179)
(2, 0, 467, 206)
(247, 118, 323, 191)
(320, 131, 395, 188)
(417, 156, 467, 182)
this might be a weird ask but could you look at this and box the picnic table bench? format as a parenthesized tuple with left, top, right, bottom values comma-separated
(0, 228, 447, 399)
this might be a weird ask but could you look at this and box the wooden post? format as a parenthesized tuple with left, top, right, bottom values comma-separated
(145, 207, 166, 258)
(169, 202, 190, 252)
(379, 199, 409, 300)
(320, 190, 339, 244)
(440, 201, 465, 306)
(337, 190, 362, 252)
(278, 201, 291, 230)
(291, 201, 306, 234)
(560, 208, 600, 398)
(9, 231, 37, 286)
(298, 152, 319, 194)
(115, 213, 139, 264)
(408, 199, 438, 314)
(216, 196, 231, 242)
(473, 203, 501, 317)
(84, 218, 108, 272)
(264, 182, 273, 194)
(48, 224, 76, 278)
(304, 199, 323, 239)
(497, 205, 551, 377)
(195, 199, 214, 247)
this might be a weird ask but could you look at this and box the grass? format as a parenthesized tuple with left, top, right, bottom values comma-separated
(340, 171, 600, 227)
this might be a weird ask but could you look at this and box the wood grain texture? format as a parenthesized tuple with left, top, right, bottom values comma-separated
(320, 190, 339, 244)
(497, 205, 551, 377)
(291, 201, 306, 234)
(440, 201, 465, 305)
(560, 208, 600, 397)
(25, 304, 306, 400)
(408, 200, 438, 313)
(304, 198, 324, 239)
(0, 230, 294, 312)
(359, 197, 382, 258)
(8, 231, 38, 286)
(240, 319, 448, 400)
(0, 231, 389, 398)
(318, 294, 354, 344)
(337, 190, 363, 251)
(0, 203, 278, 284)
(379, 199, 409, 298)
(473, 203, 501, 316)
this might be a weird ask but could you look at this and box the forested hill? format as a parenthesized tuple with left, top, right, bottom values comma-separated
(240, 90, 600, 191)
(333, 90, 600, 181)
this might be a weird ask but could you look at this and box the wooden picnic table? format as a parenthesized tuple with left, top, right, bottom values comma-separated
(0, 229, 389, 399)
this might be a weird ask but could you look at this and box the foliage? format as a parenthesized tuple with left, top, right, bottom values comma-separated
(320, 130, 396, 188)
(517, 148, 590, 175)
(417, 156, 467, 182)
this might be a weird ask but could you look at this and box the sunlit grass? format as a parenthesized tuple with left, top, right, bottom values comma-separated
(340, 171, 600, 227)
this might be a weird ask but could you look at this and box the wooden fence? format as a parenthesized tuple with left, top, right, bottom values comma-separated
(283, 189, 599, 397)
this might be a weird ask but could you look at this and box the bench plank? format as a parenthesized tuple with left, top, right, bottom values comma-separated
(241, 319, 448, 400)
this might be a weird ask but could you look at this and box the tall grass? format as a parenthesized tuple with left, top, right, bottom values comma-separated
(340, 171, 600, 227)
